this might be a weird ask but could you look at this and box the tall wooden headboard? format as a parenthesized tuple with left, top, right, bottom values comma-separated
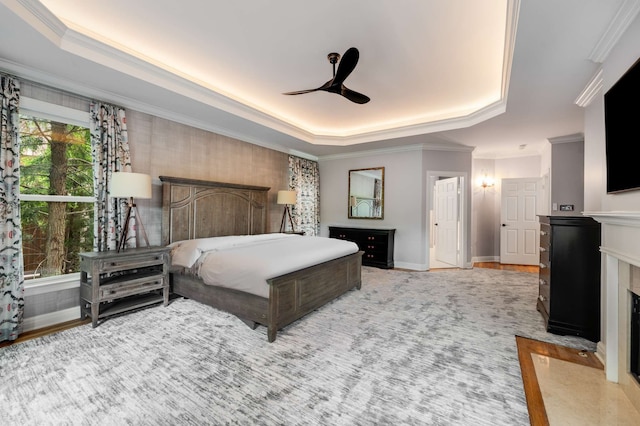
(160, 176, 270, 245)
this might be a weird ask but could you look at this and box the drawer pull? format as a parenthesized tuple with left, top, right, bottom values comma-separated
(539, 279, 547, 286)
(539, 247, 546, 252)
(539, 263, 546, 269)
(540, 231, 547, 236)
(538, 295, 546, 302)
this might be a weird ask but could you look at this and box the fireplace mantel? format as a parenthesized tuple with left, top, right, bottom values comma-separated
(583, 211, 640, 411)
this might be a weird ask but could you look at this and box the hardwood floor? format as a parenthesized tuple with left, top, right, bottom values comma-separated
(0, 317, 90, 349)
(474, 261, 539, 274)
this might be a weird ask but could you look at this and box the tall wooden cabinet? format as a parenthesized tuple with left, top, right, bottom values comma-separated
(329, 226, 395, 269)
(537, 215, 601, 342)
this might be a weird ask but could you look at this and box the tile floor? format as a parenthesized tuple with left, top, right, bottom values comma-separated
(533, 353, 640, 425)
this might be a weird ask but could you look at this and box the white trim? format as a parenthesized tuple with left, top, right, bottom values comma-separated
(2, 0, 519, 150)
(20, 96, 90, 127)
(584, 211, 640, 228)
(472, 256, 500, 264)
(20, 194, 95, 203)
(575, 68, 603, 108)
(547, 133, 584, 145)
(394, 261, 428, 271)
(319, 143, 474, 162)
(588, 0, 640, 63)
(605, 254, 619, 382)
(24, 273, 81, 297)
(22, 306, 81, 332)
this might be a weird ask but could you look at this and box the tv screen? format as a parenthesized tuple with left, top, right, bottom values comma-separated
(604, 57, 640, 194)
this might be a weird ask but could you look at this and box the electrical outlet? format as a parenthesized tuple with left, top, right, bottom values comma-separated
(559, 204, 574, 211)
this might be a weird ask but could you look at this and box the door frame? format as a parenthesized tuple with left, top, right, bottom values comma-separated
(499, 177, 543, 265)
(426, 171, 468, 269)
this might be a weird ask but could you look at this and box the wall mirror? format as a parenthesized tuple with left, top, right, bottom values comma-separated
(348, 167, 384, 219)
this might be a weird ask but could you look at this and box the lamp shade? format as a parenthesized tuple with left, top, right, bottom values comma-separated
(277, 190, 296, 205)
(110, 172, 152, 199)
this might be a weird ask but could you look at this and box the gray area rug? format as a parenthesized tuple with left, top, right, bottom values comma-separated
(1, 267, 596, 425)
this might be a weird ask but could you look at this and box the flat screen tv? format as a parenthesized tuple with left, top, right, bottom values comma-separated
(604, 56, 640, 194)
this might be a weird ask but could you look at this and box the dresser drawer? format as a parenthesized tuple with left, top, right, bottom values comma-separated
(99, 275, 165, 301)
(98, 253, 167, 273)
(539, 223, 551, 249)
(538, 275, 550, 313)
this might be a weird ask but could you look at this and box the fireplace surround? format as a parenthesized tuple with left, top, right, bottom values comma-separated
(585, 211, 640, 412)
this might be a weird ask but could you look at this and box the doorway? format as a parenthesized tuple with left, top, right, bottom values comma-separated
(499, 177, 542, 265)
(428, 172, 466, 269)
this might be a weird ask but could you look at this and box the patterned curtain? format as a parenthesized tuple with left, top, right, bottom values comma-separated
(288, 155, 320, 236)
(0, 75, 24, 342)
(90, 103, 133, 252)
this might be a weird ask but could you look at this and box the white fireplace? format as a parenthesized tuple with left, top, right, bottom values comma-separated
(585, 211, 640, 412)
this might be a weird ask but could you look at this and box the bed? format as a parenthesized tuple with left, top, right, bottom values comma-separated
(160, 176, 363, 342)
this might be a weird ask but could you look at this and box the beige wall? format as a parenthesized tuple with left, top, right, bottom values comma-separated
(126, 110, 290, 245)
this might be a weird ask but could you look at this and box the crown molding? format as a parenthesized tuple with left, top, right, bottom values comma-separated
(7, 0, 516, 149)
(575, 68, 603, 107)
(318, 142, 474, 161)
(588, 0, 640, 63)
(547, 133, 584, 144)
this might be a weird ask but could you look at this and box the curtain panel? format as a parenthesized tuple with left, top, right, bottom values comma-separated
(288, 155, 320, 236)
(90, 103, 133, 252)
(0, 75, 24, 342)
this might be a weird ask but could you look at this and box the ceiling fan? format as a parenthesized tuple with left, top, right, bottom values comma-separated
(283, 47, 370, 104)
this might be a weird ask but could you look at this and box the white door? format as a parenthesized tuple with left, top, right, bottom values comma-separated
(500, 178, 541, 265)
(435, 177, 459, 266)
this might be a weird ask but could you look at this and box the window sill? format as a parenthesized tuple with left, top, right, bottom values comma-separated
(24, 273, 81, 297)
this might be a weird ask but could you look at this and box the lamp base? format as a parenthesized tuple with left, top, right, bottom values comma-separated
(279, 205, 295, 233)
(117, 198, 150, 252)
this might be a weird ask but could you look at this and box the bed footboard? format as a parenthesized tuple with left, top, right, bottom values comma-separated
(172, 251, 362, 342)
(266, 251, 363, 342)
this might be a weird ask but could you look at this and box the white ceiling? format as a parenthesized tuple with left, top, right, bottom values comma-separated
(0, 0, 635, 159)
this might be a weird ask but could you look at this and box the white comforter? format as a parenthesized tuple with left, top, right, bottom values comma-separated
(169, 234, 359, 297)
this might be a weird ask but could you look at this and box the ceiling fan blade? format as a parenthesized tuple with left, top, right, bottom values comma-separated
(341, 86, 370, 104)
(283, 79, 333, 96)
(282, 88, 320, 95)
(332, 47, 359, 86)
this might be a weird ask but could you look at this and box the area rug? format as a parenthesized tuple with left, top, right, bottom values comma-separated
(0, 267, 596, 425)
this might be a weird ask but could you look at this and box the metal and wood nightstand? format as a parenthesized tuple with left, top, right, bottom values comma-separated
(79, 247, 170, 327)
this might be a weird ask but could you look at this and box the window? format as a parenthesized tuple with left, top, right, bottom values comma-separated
(19, 98, 94, 280)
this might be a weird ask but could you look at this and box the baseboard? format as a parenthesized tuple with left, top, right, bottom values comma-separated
(23, 306, 81, 332)
(472, 256, 500, 263)
(596, 340, 606, 366)
(393, 261, 428, 271)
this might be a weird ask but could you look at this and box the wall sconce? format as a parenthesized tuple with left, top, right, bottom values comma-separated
(478, 175, 495, 190)
(277, 190, 297, 233)
(110, 172, 152, 251)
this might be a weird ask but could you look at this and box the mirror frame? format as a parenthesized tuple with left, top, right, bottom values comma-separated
(348, 167, 385, 219)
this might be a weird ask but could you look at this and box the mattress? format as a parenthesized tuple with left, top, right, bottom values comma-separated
(169, 233, 359, 297)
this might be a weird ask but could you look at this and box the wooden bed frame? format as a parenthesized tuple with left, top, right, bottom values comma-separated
(160, 176, 362, 342)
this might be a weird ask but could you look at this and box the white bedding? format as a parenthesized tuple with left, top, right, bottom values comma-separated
(169, 234, 359, 297)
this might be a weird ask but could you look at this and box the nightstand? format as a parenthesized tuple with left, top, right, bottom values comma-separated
(79, 247, 170, 327)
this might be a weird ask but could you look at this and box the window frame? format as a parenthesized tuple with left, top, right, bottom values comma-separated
(20, 96, 94, 288)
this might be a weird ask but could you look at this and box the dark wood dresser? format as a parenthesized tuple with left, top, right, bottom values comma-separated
(537, 215, 601, 342)
(329, 226, 395, 269)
